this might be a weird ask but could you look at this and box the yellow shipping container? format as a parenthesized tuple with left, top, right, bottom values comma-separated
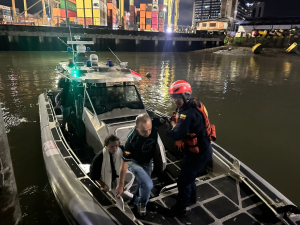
(76, 0, 106, 25)
(94, 18, 100, 25)
(76, 0, 92, 18)
(77, 8, 84, 17)
(93, 8, 100, 25)
(77, 0, 83, 8)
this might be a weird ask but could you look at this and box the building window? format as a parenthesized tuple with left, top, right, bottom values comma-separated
(209, 23, 216, 27)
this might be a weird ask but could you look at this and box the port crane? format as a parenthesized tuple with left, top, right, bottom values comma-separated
(11, 0, 59, 20)
(164, 0, 179, 32)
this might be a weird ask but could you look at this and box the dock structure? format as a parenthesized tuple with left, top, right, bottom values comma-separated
(0, 108, 22, 225)
(0, 25, 225, 51)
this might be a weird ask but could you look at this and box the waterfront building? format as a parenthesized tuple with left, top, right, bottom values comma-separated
(249, 1, 265, 18)
(193, 0, 239, 26)
(236, 0, 265, 20)
(193, 0, 264, 26)
(196, 17, 229, 32)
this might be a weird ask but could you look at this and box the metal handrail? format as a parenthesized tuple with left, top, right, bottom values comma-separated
(83, 87, 101, 126)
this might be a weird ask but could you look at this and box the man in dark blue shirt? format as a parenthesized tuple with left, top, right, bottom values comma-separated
(115, 114, 162, 217)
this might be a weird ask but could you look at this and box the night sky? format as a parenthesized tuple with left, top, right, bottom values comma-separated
(1, 0, 300, 25)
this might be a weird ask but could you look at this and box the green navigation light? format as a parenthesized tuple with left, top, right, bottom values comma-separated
(72, 69, 78, 78)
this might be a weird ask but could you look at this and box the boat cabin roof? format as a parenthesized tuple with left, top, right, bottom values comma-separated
(58, 61, 142, 84)
(76, 71, 142, 83)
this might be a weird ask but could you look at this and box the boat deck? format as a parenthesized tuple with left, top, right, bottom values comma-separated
(46, 108, 299, 225)
(125, 149, 283, 225)
(60, 119, 285, 225)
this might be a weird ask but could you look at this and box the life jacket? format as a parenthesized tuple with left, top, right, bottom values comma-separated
(170, 99, 216, 153)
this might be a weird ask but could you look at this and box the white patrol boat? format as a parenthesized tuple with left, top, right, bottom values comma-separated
(38, 38, 300, 225)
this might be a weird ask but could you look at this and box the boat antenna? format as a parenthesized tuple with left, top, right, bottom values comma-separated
(108, 47, 122, 63)
(57, 37, 69, 47)
(68, 24, 75, 60)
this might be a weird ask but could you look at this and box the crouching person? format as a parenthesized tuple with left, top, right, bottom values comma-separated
(89, 134, 134, 197)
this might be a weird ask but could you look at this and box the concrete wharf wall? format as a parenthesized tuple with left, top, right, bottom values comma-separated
(226, 36, 300, 48)
(0, 25, 225, 52)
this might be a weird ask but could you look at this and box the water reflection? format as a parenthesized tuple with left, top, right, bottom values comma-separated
(0, 51, 299, 224)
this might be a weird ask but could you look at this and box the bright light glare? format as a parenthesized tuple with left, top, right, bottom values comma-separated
(167, 27, 172, 33)
(163, 8, 167, 12)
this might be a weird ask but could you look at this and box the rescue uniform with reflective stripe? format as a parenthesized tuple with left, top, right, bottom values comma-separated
(167, 99, 213, 207)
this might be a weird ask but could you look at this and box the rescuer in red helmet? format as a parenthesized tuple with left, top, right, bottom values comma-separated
(167, 80, 216, 216)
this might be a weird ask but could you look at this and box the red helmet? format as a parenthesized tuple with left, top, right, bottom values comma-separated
(169, 80, 192, 101)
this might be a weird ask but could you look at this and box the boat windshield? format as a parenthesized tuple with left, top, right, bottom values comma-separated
(85, 85, 144, 115)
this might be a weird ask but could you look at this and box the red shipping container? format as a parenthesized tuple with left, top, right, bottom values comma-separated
(159, 4, 164, 11)
(158, 18, 164, 24)
(61, 9, 77, 18)
(129, 16, 135, 22)
(130, 5, 135, 11)
(159, 27, 164, 32)
(152, 11, 158, 17)
(152, 18, 157, 24)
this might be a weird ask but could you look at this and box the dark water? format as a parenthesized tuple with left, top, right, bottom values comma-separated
(0, 51, 299, 224)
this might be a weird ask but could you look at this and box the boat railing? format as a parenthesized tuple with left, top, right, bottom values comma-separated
(83, 87, 102, 126)
(212, 145, 282, 216)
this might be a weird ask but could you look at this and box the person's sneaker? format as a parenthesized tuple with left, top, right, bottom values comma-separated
(137, 203, 147, 217)
(170, 204, 187, 217)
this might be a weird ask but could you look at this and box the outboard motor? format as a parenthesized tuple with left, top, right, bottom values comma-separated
(90, 54, 98, 66)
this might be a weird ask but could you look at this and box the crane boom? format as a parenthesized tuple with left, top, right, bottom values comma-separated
(164, 0, 180, 32)
(174, 0, 179, 32)
(164, 0, 173, 30)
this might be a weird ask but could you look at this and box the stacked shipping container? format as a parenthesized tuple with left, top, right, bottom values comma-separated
(129, 5, 135, 30)
(140, 4, 145, 30)
(60, 0, 77, 23)
(0, 5, 12, 22)
(152, 11, 157, 31)
(145, 4, 151, 30)
(76, 0, 107, 26)
(152, 0, 158, 30)
(136, 9, 140, 27)
(158, 4, 164, 32)
(107, 0, 117, 29)
(52, 8, 62, 24)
